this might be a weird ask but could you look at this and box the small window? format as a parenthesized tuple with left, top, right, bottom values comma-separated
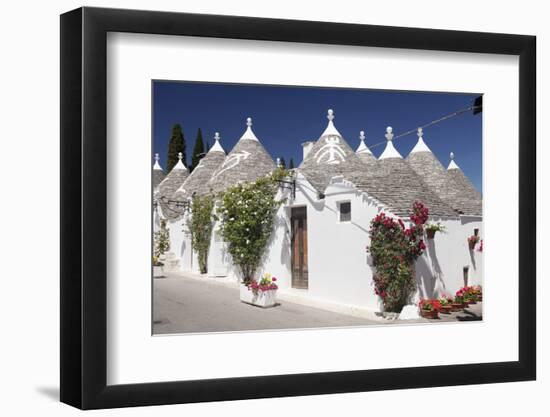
(339, 201, 351, 222)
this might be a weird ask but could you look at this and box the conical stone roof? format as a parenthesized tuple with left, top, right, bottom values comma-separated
(353, 127, 458, 218)
(406, 128, 466, 214)
(152, 153, 166, 191)
(355, 130, 377, 166)
(172, 132, 226, 209)
(298, 109, 366, 193)
(156, 152, 190, 220)
(207, 118, 275, 194)
(446, 152, 482, 216)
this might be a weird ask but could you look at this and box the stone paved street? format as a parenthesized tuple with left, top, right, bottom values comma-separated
(153, 272, 378, 334)
(153, 272, 482, 334)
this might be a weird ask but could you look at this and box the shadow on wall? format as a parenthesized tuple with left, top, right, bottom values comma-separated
(279, 211, 291, 269)
(257, 210, 290, 274)
(180, 239, 186, 259)
(415, 255, 436, 299)
(469, 248, 477, 270)
(427, 239, 446, 295)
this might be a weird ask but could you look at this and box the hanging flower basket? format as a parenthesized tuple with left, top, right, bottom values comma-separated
(425, 222, 445, 240)
(468, 235, 480, 250)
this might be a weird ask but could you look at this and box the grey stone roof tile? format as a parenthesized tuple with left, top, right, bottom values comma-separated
(447, 167, 483, 216)
(351, 157, 459, 218)
(156, 164, 189, 220)
(208, 130, 275, 194)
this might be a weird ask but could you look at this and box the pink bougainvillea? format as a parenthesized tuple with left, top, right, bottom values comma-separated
(367, 201, 429, 313)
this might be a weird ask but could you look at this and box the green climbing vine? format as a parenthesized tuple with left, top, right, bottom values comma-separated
(188, 195, 215, 274)
(217, 169, 287, 283)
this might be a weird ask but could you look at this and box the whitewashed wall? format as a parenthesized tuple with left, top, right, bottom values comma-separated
(163, 216, 192, 271)
(166, 173, 483, 312)
(414, 217, 483, 300)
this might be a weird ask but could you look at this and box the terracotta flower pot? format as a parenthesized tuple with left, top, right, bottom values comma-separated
(420, 309, 439, 319)
(439, 305, 452, 314)
(426, 229, 436, 239)
(450, 303, 463, 312)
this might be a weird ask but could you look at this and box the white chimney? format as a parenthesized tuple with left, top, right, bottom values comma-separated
(302, 141, 314, 160)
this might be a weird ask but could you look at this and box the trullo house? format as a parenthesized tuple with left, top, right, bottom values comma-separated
(153, 110, 483, 314)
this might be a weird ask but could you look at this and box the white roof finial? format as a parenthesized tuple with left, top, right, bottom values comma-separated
(385, 126, 394, 141)
(379, 126, 402, 159)
(447, 151, 460, 170)
(209, 131, 226, 153)
(153, 153, 162, 170)
(356, 130, 373, 156)
(173, 151, 187, 170)
(240, 117, 259, 141)
(410, 126, 431, 154)
(320, 108, 341, 138)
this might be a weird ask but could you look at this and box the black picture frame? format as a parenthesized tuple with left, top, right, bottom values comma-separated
(60, 6, 536, 410)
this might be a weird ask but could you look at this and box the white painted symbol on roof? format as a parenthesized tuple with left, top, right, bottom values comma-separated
(213, 150, 251, 178)
(314, 136, 346, 165)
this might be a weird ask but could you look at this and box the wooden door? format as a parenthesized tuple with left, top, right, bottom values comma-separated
(291, 206, 308, 289)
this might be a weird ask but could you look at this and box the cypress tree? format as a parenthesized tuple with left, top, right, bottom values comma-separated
(289, 158, 295, 169)
(166, 124, 186, 172)
(190, 128, 206, 172)
(278, 157, 287, 169)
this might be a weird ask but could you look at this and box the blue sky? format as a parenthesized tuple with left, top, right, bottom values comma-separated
(153, 81, 482, 192)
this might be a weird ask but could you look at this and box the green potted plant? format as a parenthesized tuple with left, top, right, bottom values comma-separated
(418, 299, 441, 319)
(472, 285, 483, 301)
(438, 296, 453, 314)
(425, 222, 446, 239)
(455, 287, 475, 307)
(240, 273, 279, 308)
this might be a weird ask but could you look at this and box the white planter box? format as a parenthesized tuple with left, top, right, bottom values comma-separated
(240, 285, 277, 308)
(153, 265, 164, 278)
